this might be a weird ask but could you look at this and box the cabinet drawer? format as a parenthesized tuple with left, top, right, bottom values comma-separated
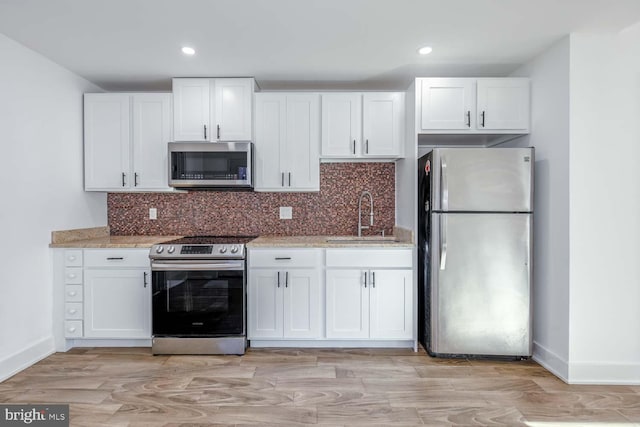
(64, 320, 83, 338)
(64, 302, 83, 320)
(65, 285, 83, 302)
(326, 249, 412, 268)
(64, 267, 82, 284)
(84, 249, 150, 268)
(249, 249, 321, 268)
(64, 250, 83, 267)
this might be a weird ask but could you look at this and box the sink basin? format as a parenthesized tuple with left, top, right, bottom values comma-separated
(326, 238, 402, 244)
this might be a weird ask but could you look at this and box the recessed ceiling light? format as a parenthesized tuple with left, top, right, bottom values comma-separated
(181, 46, 196, 56)
(418, 46, 433, 55)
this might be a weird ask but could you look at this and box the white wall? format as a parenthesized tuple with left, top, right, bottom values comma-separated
(568, 30, 640, 383)
(507, 37, 572, 380)
(0, 34, 107, 381)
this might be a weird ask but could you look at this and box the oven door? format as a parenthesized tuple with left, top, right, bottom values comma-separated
(151, 260, 245, 337)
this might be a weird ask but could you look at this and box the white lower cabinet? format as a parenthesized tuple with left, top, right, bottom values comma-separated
(248, 247, 414, 347)
(326, 268, 412, 340)
(83, 268, 151, 338)
(248, 248, 322, 339)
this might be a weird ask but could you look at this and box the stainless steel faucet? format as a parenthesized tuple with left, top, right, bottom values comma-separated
(358, 190, 374, 237)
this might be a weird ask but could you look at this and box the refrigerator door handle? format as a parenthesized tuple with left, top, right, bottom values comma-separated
(440, 215, 447, 270)
(441, 156, 449, 211)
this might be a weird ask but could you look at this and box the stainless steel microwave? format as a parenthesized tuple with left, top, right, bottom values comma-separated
(168, 142, 253, 190)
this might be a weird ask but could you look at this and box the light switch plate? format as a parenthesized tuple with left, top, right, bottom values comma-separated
(279, 206, 292, 220)
(149, 208, 157, 220)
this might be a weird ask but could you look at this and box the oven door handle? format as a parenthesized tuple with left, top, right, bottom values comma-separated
(151, 261, 245, 271)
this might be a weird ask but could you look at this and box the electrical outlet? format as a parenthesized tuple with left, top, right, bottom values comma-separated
(149, 208, 157, 220)
(279, 206, 292, 220)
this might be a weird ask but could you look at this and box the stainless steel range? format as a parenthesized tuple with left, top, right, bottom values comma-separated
(149, 236, 256, 355)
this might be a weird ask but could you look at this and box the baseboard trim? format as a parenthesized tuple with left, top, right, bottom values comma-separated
(569, 361, 640, 385)
(68, 338, 152, 348)
(0, 336, 55, 382)
(532, 341, 569, 382)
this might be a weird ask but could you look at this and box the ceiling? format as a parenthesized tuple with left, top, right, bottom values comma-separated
(1, 0, 640, 91)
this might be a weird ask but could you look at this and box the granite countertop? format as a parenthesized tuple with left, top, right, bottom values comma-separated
(247, 227, 414, 248)
(50, 226, 414, 249)
(49, 226, 181, 248)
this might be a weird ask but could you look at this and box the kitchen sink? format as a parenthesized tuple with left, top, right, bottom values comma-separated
(325, 237, 403, 244)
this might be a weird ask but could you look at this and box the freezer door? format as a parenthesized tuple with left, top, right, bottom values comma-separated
(431, 148, 533, 212)
(430, 213, 532, 356)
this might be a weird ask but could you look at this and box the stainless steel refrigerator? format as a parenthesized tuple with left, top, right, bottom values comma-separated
(418, 147, 533, 358)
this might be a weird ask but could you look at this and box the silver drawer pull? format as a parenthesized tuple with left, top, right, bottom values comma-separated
(275, 257, 291, 260)
(69, 309, 77, 315)
(68, 273, 76, 279)
(68, 327, 76, 332)
(107, 257, 124, 260)
(68, 291, 77, 296)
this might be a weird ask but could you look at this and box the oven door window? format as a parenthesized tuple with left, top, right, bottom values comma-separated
(152, 269, 244, 336)
(171, 151, 248, 181)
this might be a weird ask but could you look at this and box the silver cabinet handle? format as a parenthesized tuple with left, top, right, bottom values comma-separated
(363, 271, 367, 288)
(217, 124, 221, 139)
(143, 271, 148, 288)
(466, 110, 471, 127)
(440, 215, 448, 270)
(275, 257, 291, 260)
(288, 172, 291, 187)
(281, 172, 284, 187)
(277, 271, 281, 288)
(441, 156, 448, 211)
(285, 271, 289, 288)
(353, 140, 356, 154)
(481, 111, 486, 128)
(372, 271, 375, 288)
(122, 172, 126, 187)
(134, 172, 139, 187)
(366, 139, 369, 154)
(107, 257, 124, 260)
(204, 124, 207, 139)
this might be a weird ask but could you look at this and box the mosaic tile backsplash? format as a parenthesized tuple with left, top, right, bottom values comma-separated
(108, 163, 395, 236)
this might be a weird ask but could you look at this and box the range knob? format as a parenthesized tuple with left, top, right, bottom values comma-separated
(219, 246, 228, 254)
(155, 246, 164, 254)
(230, 245, 239, 254)
(167, 246, 175, 254)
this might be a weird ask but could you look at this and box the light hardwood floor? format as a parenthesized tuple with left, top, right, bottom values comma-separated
(1, 347, 639, 426)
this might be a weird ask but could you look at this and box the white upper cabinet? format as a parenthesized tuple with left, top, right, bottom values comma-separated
(84, 94, 131, 190)
(172, 78, 210, 141)
(254, 93, 320, 192)
(172, 77, 253, 142)
(362, 92, 404, 157)
(132, 94, 173, 190)
(321, 93, 362, 157)
(476, 78, 530, 130)
(84, 93, 172, 192)
(213, 78, 253, 141)
(418, 77, 530, 133)
(420, 78, 475, 130)
(322, 92, 404, 158)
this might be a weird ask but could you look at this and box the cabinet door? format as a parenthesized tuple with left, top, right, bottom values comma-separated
(476, 78, 530, 130)
(321, 93, 361, 157)
(283, 269, 321, 339)
(284, 94, 320, 191)
(212, 78, 253, 141)
(362, 92, 404, 157)
(84, 268, 150, 338)
(326, 269, 368, 339)
(132, 93, 172, 190)
(369, 269, 413, 339)
(254, 94, 286, 191)
(420, 78, 474, 130)
(248, 269, 283, 338)
(172, 78, 210, 141)
(84, 94, 131, 190)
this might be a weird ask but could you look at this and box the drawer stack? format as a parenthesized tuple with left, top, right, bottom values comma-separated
(63, 249, 83, 338)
